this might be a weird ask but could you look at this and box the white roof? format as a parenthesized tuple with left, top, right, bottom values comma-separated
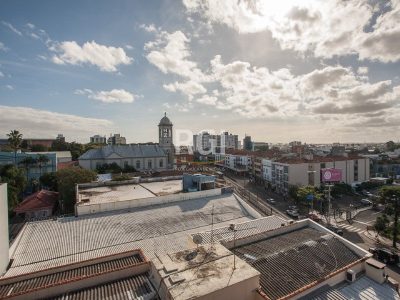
(5, 193, 285, 278)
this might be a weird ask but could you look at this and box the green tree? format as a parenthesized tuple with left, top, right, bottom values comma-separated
(0, 164, 27, 212)
(374, 214, 389, 238)
(296, 185, 322, 212)
(31, 144, 48, 152)
(56, 167, 97, 213)
(7, 130, 23, 165)
(386, 141, 396, 152)
(36, 154, 50, 178)
(40, 172, 58, 191)
(18, 156, 37, 182)
(379, 185, 400, 248)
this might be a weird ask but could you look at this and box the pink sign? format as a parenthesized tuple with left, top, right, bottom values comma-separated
(321, 168, 342, 182)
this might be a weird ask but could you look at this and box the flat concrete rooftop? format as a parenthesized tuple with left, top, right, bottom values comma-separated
(77, 179, 182, 206)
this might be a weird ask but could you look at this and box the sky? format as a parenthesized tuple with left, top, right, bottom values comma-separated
(0, 0, 400, 144)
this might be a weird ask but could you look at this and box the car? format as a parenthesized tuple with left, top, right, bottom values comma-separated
(286, 210, 299, 218)
(369, 247, 399, 265)
(288, 205, 298, 211)
(327, 225, 343, 236)
(360, 198, 372, 206)
(308, 213, 322, 223)
(266, 198, 276, 205)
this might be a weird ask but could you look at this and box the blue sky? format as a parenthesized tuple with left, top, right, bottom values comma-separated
(1, 0, 400, 144)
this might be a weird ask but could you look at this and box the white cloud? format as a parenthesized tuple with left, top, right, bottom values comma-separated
(75, 88, 137, 103)
(140, 23, 157, 32)
(145, 30, 206, 80)
(0, 42, 8, 51)
(357, 66, 369, 75)
(2, 21, 22, 36)
(183, 0, 400, 63)
(0, 105, 114, 142)
(125, 45, 133, 50)
(5, 84, 14, 90)
(196, 95, 217, 105)
(26, 23, 35, 29)
(51, 41, 133, 72)
(163, 80, 206, 99)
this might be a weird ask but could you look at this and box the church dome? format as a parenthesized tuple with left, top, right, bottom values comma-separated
(159, 112, 173, 126)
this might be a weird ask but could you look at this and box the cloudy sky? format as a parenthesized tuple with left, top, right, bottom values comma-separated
(0, 0, 399, 144)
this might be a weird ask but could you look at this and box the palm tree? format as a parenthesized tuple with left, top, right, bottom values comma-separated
(36, 154, 50, 178)
(19, 156, 37, 182)
(7, 130, 23, 165)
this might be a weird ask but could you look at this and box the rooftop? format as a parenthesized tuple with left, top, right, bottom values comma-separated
(78, 144, 166, 160)
(77, 179, 182, 205)
(307, 275, 400, 300)
(155, 244, 260, 300)
(232, 225, 366, 300)
(5, 193, 284, 278)
(14, 190, 58, 213)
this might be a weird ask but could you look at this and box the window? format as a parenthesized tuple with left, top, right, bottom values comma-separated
(136, 160, 141, 169)
(148, 160, 152, 169)
(321, 163, 326, 169)
(159, 159, 163, 168)
(124, 161, 129, 167)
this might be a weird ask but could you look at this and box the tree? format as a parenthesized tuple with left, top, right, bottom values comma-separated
(56, 167, 97, 213)
(40, 172, 58, 191)
(296, 186, 322, 213)
(31, 144, 48, 152)
(18, 156, 37, 182)
(374, 214, 389, 239)
(0, 164, 27, 212)
(7, 130, 23, 165)
(36, 154, 50, 178)
(379, 185, 400, 248)
(386, 141, 396, 152)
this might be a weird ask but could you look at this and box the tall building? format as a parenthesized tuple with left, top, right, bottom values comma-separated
(90, 134, 107, 144)
(193, 131, 238, 154)
(221, 132, 238, 150)
(158, 112, 175, 167)
(107, 133, 126, 145)
(243, 135, 253, 151)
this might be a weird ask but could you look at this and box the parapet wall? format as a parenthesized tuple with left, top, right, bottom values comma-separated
(76, 187, 223, 216)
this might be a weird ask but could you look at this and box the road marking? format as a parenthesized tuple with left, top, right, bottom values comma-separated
(337, 223, 366, 234)
(352, 220, 374, 226)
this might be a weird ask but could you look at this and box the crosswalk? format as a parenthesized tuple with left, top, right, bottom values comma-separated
(337, 223, 367, 234)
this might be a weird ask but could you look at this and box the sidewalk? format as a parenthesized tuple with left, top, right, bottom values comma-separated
(363, 230, 400, 250)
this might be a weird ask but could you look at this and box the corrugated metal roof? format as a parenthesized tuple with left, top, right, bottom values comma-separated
(233, 227, 362, 300)
(4, 194, 285, 278)
(79, 144, 166, 160)
(50, 273, 156, 300)
(0, 253, 143, 298)
(309, 276, 400, 300)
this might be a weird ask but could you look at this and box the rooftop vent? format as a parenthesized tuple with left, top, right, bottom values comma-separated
(346, 269, 356, 282)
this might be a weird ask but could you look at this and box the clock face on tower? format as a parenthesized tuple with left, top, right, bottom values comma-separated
(162, 128, 169, 138)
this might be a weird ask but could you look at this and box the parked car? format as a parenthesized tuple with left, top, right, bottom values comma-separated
(266, 198, 276, 205)
(360, 198, 372, 206)
(327, 225, 343, 236)
(369, 247, 399, 265)
(286, 210, 299, 218)
(308, 213, 322, 223)
(288, 205, 298, 211)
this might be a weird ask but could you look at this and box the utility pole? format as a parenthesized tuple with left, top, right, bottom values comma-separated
(393, 195, 398, 249)
(326, 184, 333, 225)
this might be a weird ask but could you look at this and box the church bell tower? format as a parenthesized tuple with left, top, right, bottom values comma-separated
(158, 112, 174, 167)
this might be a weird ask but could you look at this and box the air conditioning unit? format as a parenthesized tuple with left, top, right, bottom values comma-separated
(346, 269, 356, 282)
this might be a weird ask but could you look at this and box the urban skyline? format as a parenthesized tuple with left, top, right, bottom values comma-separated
(0, 1, 399, 143)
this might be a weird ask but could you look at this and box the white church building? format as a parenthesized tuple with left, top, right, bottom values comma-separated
(79, 113, 175, 171)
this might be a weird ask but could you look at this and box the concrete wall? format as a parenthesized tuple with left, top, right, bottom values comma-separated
(0, 183, 9, 275)
(76, 188, 223, 216)
(79, 156, 168, 171)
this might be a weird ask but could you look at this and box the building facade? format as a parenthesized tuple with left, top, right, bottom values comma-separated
(78, 144, 167, 171)
(90, 135, 107, 144)
(107, 134, 126, 145)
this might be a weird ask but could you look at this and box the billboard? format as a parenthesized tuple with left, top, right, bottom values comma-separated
(321, 168, 342, 182)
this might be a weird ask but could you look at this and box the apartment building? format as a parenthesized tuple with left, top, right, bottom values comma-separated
(270, 155, 370, 194)
(215, 151, 252, 173)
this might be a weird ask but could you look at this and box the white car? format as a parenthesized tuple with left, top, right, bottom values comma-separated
(267, 198, 276, 205)
(360, 198, 372, 206)
(286, 210, 299, 218)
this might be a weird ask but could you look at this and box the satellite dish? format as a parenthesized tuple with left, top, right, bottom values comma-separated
(192, 234, 203, 245)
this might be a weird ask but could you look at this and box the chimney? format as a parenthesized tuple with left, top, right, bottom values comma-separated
(0, 183, 9, 275)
